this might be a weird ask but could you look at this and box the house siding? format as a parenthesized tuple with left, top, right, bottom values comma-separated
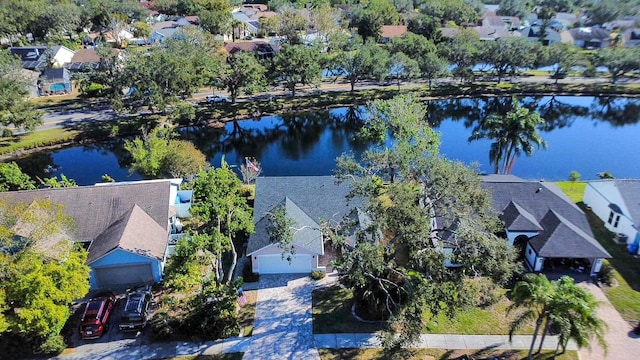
(524, 242, 544, 271)
(89, 248, 162, 288)
(584, 182, 639, 250)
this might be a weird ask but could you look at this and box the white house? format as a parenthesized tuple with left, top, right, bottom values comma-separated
(247, 176, 365, 274)
(583, 179, 640, 254)
(482, 175, 610, 275)
(0, 179, 190, 288)
(9, 45, 75, 70)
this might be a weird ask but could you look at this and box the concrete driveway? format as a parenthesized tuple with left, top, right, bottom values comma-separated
(578, 282, 640, 360)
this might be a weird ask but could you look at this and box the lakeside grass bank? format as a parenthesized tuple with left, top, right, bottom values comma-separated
(4, 81, 640, 160)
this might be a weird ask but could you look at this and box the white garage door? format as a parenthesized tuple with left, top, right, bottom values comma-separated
(93, 263, 154, 288)
(258, 254, 312, 274)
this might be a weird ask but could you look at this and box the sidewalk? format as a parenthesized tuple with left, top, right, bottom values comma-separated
(314, 333, 577, 351)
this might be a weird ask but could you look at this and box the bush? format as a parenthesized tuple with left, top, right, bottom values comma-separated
(242, 261, 259, 282)
(38, 334, 66, 355)
(462, 277, 502, 308)
(569, 170, 581, 182)
(310, 270, 326, 280)
(149, 310, 175, 341)
(598, 260, 616, 287)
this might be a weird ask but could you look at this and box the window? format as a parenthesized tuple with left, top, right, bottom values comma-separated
(608, 211, 614, 224)
(614, 215, 620, 228)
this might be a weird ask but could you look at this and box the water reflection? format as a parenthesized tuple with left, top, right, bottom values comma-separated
(10, 96, 640, 185)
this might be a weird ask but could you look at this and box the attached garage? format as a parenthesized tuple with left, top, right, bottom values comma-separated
(92, 263, 155, 288)
(255, 254, 313, 274)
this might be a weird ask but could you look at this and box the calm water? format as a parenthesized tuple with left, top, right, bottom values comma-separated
(14, 96, 640, 185)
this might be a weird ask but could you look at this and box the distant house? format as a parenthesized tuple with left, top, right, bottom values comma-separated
(224, 41, 275, 59)
(84, 29, 134, 47)
(583, 180, 640, 254)
(38, 68, 72, 96)
(482, 175, 610, 275)
(440, 27, 520, 41)
(247, 176, 365, 274)
(520, 26, 565, 45)
(568, 27, 611, 49)
(66, 48, 101, 71)
(380, 25, 407, 43)
(9, 45, 75, 71)
(623, 28, 640, 47)
(0, 179, 189, 288)
(482, 11, 521, 30)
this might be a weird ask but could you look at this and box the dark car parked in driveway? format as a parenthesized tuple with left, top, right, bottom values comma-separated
(119, 285, 152, 332)
(79, 292, 116, 339)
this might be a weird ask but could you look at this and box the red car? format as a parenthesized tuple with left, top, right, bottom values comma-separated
(79, 292, 116, 339)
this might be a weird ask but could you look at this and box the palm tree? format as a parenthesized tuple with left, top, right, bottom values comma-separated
(469, 96, 547, 174)
(508, 273, 555, 360)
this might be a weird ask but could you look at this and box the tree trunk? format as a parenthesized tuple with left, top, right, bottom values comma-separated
(428, 78, 432, 91)
(553, 337, 561, 358)
(537, 319, 549, 354)
(225, 212, 237, 284)
(528, 317, 544, 360)
(350, 76, 356, 92)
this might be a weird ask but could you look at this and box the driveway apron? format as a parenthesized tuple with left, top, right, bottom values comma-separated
(242, 274, 331, 360)
(578, 282, 640, 360)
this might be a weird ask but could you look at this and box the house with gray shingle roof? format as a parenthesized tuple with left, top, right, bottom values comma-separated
(247, 176, 365, 274)
(482, 175, 610, 275)
(0, 179, 187, 288)
(583, 179, 640, 254)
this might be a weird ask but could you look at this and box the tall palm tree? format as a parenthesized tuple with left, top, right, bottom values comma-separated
(469, 96, 547, 174)
(508, 273, 555, 360)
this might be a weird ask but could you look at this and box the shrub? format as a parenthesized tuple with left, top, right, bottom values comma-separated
(569, 170, 581, 182)
(242, 261, 260, 282)
(310, 270, 326, 280)
(149, 310, 174, 341)
(38, 334, 66, 355)
(462, 277, 502, 308)
(598, 260, 616, 287)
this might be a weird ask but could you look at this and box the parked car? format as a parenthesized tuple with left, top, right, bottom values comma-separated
(119, 285, 152, 332)
(79, 292, 116, 339)
(205, 95, 230, 104)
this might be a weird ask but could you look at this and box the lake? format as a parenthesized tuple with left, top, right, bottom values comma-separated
(13, 95, 640, 186)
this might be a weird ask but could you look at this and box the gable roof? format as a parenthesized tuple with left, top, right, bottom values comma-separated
(247, 197, 323, 255)
(502, 200, 543, 231)
(88, 204, 168, 263)
(611, 180, 640, 226)
(530, 210, 610, 258)
(482, 175, 610, 259)
(248, 176, 364, 254)
(70, 48, 101, 63)
(0, 181, 172, 241)
(569, 27, 610, 41)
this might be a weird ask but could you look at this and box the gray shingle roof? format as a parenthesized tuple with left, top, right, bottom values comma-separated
(88, 204, 168, 263)
(530, 210, 610, 258)
(502, 201, 543, 231)
(0, 181, 172, 251)
(248, 176, 363, 254)
(613, 180, 640, 227)
(482, 175, 610, 259)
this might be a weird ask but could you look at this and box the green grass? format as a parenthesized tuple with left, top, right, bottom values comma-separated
(313, 285, 533, 335)
(555, 182, 586, 203)
(555, 184, 640, 322)
(237, 289, 257, 337)
(312, 285, 384, 334)
(0, 128, 79, 156)
(425, 295, 534, 335)
(319, 348, 579, 360)
(580, 205, 640, 321)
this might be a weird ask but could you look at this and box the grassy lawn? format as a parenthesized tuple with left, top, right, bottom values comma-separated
(0, 128, 79, 156)
(319, 348, 579, 360)
(313, 285, 384, 334)
(556, 184, 640, 322)
(313, 285, 533, 335)
(425, 295, 534, 335)
(555, 181, 586, 203)
(237, 289, 257, 337)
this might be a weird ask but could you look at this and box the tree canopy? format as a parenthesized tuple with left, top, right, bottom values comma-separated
(0, 50, 43, 134)
(271, 44, 323, 97)
(332, 95, 518, 349)
(0, 199, 90, 356)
